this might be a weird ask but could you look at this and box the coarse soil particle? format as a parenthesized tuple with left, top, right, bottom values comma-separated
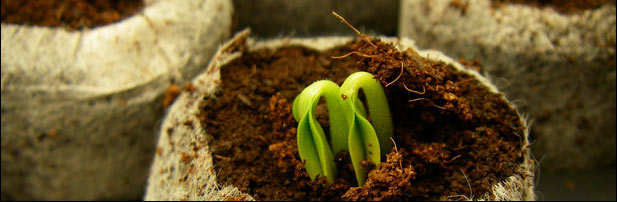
(199, 37, 527, 200)
(162, 84, 182, 108)
(1, 0, 144, 30)
(491, 0, 615, 14)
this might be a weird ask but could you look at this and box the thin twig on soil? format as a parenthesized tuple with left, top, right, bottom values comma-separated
(443, 155, 462, 164)
(446, 168, 474, 200)
(461, 168, 474, 199)
(455, 77, 475, 85)
(390, 137, 399, 154)
(403, 84, 426, 95)
(214, 154, 232, 161)
(390, 137, 403, 170)
(332, 11, 377, 48)
(331, 51, 378, 59)
(386, 62, 404, 87)
(408, 98, 447, 110)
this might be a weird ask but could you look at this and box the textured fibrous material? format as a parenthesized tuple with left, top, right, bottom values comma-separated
(144, 30, 535, 201)
(399, 0, 616, 172)
(0, 0, 232, 200)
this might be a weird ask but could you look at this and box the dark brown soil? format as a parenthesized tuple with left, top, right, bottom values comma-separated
(491, 0, 615, 14)
(1, 0, 144, 30)
(199, 38, 528, 200)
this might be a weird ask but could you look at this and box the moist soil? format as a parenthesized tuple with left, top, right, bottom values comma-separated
(491, 0, 615, 14)
(1, 0, 144, 30)
(199, 38, 528, 201)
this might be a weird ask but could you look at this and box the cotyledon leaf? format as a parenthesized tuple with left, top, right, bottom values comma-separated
(296, 113, 328, 181)
(347, 112, 381, 186)
(340, 71, 394, 157)
(292, 80, 349, 183)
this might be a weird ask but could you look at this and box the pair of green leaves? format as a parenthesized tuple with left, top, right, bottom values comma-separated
(292, 71, 393, 186)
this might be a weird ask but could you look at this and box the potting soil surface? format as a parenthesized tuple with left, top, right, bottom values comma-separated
(1, 0, 144, 30)
(199, 38, 529, 200)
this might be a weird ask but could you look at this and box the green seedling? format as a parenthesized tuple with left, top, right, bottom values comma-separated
(292, 71, 393, 186)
